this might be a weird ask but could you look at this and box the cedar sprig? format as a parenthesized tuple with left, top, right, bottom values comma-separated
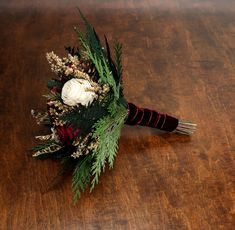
(72, 154, 93, 202)
(60, 99, 109, 136)
(90, 104, 128, 191)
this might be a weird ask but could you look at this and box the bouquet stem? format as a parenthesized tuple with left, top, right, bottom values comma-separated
(125, 103, 196, 135)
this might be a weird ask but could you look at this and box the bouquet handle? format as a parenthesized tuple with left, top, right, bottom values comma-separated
(125, 103, 196, 135)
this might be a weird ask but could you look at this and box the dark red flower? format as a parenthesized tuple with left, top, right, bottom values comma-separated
(50, 86, 61, 94)
(56, 125, 80, 145)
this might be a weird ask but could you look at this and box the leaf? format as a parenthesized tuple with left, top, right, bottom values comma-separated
(75, 10, 120, 98)
(114, 40, 123, 84)
(77, 8, 103, 57)
(32, 140, 63, 157)
(104, 36, 119, 85)
(47, 79, 63, 90)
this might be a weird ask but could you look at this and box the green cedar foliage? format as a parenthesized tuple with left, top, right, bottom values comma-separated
(90, 104, 128, 191)
(72, 154, 93, 202)
(60, 99, 110, 137)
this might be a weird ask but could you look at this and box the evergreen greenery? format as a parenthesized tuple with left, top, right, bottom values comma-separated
(47, 79, 63, 90)
(61, 99, 109, 136)
(72, 154, 93, 202)
(90, 104, 127, 191)
(75, 11, 119, 98)
(114, 42, 122, 79)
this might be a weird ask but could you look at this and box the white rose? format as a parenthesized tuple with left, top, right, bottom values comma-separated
(61, 78, 96, 107)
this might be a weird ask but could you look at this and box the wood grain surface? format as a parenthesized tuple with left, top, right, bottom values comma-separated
(0, 1, 235, 229)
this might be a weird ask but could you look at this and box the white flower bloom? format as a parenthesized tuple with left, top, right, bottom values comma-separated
(61, 78, 97, 107)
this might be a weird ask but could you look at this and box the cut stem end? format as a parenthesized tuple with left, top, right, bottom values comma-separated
(174, 120, 197, 135)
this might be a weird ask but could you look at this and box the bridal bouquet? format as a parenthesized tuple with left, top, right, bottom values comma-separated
(32, 11, 196, 202)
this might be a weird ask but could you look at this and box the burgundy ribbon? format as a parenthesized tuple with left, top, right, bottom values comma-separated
(125, 102, 178, 132)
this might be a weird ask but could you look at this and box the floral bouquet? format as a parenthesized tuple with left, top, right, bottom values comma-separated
(31, 11, 196, 202)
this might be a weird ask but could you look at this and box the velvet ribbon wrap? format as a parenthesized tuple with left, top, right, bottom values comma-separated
(125, 102, 179, 132)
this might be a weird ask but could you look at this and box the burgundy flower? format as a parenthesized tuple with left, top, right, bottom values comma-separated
(50, 86, 61, 94)
(56, 125, 80, 145)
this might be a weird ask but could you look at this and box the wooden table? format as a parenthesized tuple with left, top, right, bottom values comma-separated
(1, 1, 234, 229)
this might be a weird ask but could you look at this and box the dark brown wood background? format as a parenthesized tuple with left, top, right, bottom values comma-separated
(0, 0, 235, 229)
